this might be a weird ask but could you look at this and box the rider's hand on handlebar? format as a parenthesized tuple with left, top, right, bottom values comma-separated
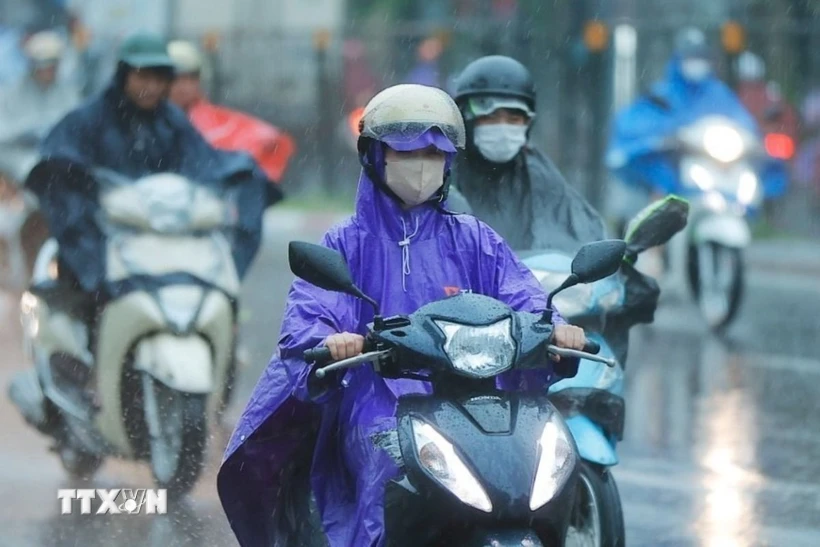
(324, 333, 365, 361)
(551, 325, 586, 362)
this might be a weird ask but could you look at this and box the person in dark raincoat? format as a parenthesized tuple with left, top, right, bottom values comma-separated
(447, 55, 606, 254)
(217, 84, 588, 547)
(607, 27, 787, 201)
(447, 55, 656, 366)
(25, 31, 281, 297)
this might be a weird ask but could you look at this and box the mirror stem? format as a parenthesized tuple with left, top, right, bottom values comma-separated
(542, 275, 577, 323)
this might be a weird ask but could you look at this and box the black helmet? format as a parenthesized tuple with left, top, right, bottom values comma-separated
(453, 56, 536, 113)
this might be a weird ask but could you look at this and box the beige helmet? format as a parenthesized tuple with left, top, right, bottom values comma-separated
(24, 31, 66, 66)
(359, 84, 466, 149)
(167, 40, 203, 74)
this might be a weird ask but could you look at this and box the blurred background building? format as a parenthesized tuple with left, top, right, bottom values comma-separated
(3, 0, 820, 233)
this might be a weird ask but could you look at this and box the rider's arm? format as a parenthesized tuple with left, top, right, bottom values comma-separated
(274, 231, 358, 403)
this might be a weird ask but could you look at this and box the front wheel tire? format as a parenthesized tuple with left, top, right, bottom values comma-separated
(565, 462, 625, 547)
(144, 379, 207, 497)
(688, 243, 744, 331)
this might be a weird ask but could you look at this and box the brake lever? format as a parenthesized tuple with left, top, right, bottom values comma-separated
(547, 345, 618, 368)
(314, 350, 393, 379)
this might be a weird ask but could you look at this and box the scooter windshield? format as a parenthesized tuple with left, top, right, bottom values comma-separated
(96, 170, 240, 296)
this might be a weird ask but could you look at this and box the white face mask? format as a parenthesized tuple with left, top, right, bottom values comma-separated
(384, 156, 446, 206)
(473, 124, 528, 163)
(681, 59, 712, 82)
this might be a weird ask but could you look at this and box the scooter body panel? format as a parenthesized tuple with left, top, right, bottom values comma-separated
(392, 392, 578, 543)
(564, 415, 619, 467)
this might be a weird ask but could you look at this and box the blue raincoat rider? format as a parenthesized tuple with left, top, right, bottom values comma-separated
(607, 27, 787, 204)
(25, 32, 279, 297)
(217, 84, 587, 547)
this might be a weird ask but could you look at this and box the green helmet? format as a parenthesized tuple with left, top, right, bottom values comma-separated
(118, 32, 174, 70)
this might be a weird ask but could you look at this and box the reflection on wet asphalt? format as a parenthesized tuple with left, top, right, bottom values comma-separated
(2, 216, 820, 546)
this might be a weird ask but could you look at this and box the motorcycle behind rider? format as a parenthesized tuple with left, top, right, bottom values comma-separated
(217, 83, 588, 547)
(19, 32, 280, 378)
(448, 55, 658, 365)
(167, 40, 296, 185)
(607, 27, 788, 213)
(0, 30, 80, 147)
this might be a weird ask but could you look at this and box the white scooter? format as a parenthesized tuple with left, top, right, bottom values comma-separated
(662, 115, 764, 330)
(9, 170, 239, 495)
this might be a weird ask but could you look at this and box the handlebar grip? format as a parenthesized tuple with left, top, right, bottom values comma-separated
(583, 339, 601, 355)
(304, 347, 333, 365)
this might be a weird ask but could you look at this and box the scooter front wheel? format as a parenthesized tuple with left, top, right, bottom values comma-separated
(565, 462, 624, 547)
(142, 377, 207, 497)
(688, 243, 744, 331)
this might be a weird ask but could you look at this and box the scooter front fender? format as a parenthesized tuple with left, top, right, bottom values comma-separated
(693, 214, 751, 248)
(133, 334, 213, 394)
(565, 415, 618, 467)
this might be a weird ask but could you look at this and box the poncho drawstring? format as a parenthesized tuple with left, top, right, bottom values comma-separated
(398, 216, 420, 292)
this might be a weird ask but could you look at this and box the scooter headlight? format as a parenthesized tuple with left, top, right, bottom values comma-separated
(434, 318, 515, 378)
(737, 170, 759, 205)
(411, 418, 493, 513)
(703, 125, 745, 163)
(530, 418, 577, 510)
(686, 162, 714, 191)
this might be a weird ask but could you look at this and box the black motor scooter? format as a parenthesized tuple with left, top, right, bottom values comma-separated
(289, 238, 625, 546)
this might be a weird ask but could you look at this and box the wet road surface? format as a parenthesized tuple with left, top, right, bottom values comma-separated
(2, 211, 820, 546)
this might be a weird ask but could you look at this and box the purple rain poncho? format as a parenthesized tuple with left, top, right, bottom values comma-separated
(218, 132, 571, 547)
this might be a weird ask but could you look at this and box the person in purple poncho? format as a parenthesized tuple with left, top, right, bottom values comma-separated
(217, 84, 587, 547)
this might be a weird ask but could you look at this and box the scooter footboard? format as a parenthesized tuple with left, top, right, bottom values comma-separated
(133, 333, 213, 393)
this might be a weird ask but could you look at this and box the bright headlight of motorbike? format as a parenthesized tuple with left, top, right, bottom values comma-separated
(703, 125, 745, 163)
(737, 170, 759, 205)
(530, 418, 577, 510)
(411, 418, 493, 513)
(434, 318, 515, 378)
(686, 162, 714, 191)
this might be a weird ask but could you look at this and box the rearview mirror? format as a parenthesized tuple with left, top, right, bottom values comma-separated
(571, 239, 627, 283)
(544, 239, 627, 320)
(288, 241, 381, 314)
(624, 195, 689, 259)
(289, 241, 358, 294)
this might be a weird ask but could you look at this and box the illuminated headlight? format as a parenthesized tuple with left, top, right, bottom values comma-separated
(530, 418, 577, 510)
(687, 162, 714, 191)
(703, 125, 745, 163)
(737, 170, 759, 205)
(703, 192, 727, 212)
(411, 418, 493, 512)
(435, 318, 515, 378)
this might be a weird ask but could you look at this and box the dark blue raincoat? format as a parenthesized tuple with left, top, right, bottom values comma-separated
(608, 57, 787, 198)
(217, 132, 576, 547)
(26, 71, 280, 293)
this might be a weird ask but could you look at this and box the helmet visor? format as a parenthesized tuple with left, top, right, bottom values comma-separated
(468, 96, 534, 118)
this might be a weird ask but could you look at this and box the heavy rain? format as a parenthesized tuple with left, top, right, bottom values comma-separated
(2, 1, 820, 546)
